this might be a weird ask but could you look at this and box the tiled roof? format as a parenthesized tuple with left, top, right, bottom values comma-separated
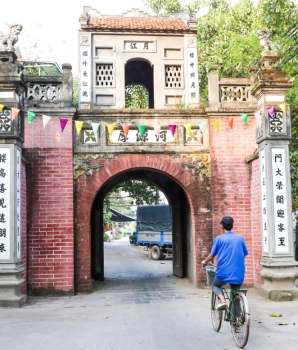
(87, 17, 191, 31)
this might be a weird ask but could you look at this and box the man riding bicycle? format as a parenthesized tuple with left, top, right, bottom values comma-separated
(202, 216, 248, 310)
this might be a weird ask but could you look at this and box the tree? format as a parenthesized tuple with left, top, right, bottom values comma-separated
(125, 84, 149, 108)
(144, 0, 298, 212)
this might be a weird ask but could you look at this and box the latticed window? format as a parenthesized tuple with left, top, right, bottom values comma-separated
(96, 63, 114, 87)
(165, 65, 182, 88)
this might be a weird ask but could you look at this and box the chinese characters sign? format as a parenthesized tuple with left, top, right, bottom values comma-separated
(108, 129, 175, 144)
(0, 148, 11, 260)
(16, 148, 21, 260)
(124, 41, 155, 51)
(272, 148, 289, 253)
(0, 109, 12, 133)
(80, 36, 91, 104)
(187, 47, 199, 104)
(260, 149, 268, 254)
(269, 111, 284, 134)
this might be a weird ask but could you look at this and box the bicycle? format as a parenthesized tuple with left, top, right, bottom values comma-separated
(206, 264, 251, 349)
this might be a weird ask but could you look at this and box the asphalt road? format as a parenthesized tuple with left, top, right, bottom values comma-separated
(1, 237, 298, 350)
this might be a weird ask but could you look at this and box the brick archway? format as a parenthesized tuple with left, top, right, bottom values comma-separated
(74, 154, 212, 293)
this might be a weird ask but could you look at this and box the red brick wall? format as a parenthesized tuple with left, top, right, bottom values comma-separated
(74, 154, 213, 292)
(23, 116, 74, 295)
(249, 156, 263, 286)
(21, 160, 27, 295)
(209, 116, 258, 286)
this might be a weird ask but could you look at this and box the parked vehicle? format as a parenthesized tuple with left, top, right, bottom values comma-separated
(136, 205, 172, 260)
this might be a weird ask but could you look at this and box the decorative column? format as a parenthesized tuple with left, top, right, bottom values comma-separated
(252, 53, 298, 301)
(0, 47, 27, 306)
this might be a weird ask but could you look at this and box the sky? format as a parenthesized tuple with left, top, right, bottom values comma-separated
(1, 0, 258, 76)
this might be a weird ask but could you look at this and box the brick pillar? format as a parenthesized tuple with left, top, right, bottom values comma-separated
(251, 54, 298, 300)
(0, 50, 27, 307)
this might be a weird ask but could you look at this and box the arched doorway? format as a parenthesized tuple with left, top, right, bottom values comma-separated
(125, 59, 154, 108)
(91, 169, 192, 283)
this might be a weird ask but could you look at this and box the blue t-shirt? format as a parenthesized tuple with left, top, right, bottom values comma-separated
(210, 231, 248, 284)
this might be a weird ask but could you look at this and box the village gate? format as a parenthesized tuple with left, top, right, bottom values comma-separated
(0, 7, 297, 307)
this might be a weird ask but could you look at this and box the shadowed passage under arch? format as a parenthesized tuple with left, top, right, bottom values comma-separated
(91, 169, 192, 283)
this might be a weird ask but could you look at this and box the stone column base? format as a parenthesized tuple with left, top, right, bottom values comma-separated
(0, 264, 27, 307)
(257, 259, 298, 301)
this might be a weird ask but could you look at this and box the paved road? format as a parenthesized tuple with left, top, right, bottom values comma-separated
(1, 238, 298, 350)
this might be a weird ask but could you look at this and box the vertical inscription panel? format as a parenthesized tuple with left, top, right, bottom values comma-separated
(0, 148, 11, 260)
(16, 148, 21, 260)
(260, 149, 268, 254)
(271, 148, 289, 254)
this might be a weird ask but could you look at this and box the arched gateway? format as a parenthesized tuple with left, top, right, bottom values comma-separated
(0, 7, 297, 307)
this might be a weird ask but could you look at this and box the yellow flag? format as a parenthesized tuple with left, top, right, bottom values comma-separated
(75, 121, 84, 135)
(212, 120, 220, 132)
(0, 104, 4, 112)
(107, 124, 115, 136)
(279, 103, 286, 113)
(184, 123, 192, 135)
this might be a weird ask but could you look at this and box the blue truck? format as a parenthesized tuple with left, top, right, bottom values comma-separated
(135, 205, 172, 260)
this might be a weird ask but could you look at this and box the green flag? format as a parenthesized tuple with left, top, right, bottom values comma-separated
(28, 111, 36, 125)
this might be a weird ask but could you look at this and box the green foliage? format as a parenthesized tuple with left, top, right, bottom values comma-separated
(104, 233, 110, 242)
(125, 84, 149, 109)
(72, 75, 79, 108)
(143, 0, 182, 15)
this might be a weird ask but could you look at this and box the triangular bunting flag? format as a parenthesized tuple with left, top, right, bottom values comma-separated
(42, 115, 51, 128)
(267, 106, 275, 118)
(0, 104, 4, 112)
(75, 121, 84, 135)
(138, 125, 146, 137)
(254, 110, 261, 120)
(279, 103, 286, 113)
(122, 125, 130, 137)
(107, 124, 115, 136)
(212, 120, 220, 132)
(184, 123, 192, 135)
(91, 123, 100, 134)
(59, 118, 68, 132)
(227, 117, 234, 129)
(240, 114, 248, 125)
(169, 124, 177, 136)
(11, 107, 20, 121)
(28, 111, 36, 125)
(198, 122, 206, 133)
(153, 125, 161, 136)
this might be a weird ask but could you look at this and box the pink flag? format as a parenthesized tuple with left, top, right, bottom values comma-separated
(11, 107, 20, 121)
(169, 124, 177, 136)
(153, 125, 161, 137)
(59, 118, 68, 132)
(43, 115, 51, 128)
(254, 110, 261, 120)
(267, 106, 275, 118)
(122, 125, 130, 137)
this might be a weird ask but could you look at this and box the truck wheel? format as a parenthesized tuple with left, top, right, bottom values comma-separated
(151, 245, 162, 260)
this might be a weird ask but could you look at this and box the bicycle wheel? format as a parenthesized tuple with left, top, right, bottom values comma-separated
(211, 290, 223, 332)
(231, 293, 250, 348)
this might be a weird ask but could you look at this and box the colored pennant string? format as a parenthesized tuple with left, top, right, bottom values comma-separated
(122, 125, 130, 137)
(42, 115, 51, 128)
(240, 114, 248, 125)
(227, 117, 234, 129)
(212, 120, 220, 132)
(184, 123, 192, 135)
(198, 122, 206, 133)
(267, 106, 275, 118)
(169, 124, 177, 136)
(107, 124, 115, 136)
(138, 125, 146, 137)
(91, 123, 100, 134)
(28, 111, 36, 125)
(153, 125, 161, 137)
(11, 107, 20, 121)
(59, 118, 68, 132)
(0, 104, 4, 112)
(279, 103, 286, 113)
(75, 121, 84, 135)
